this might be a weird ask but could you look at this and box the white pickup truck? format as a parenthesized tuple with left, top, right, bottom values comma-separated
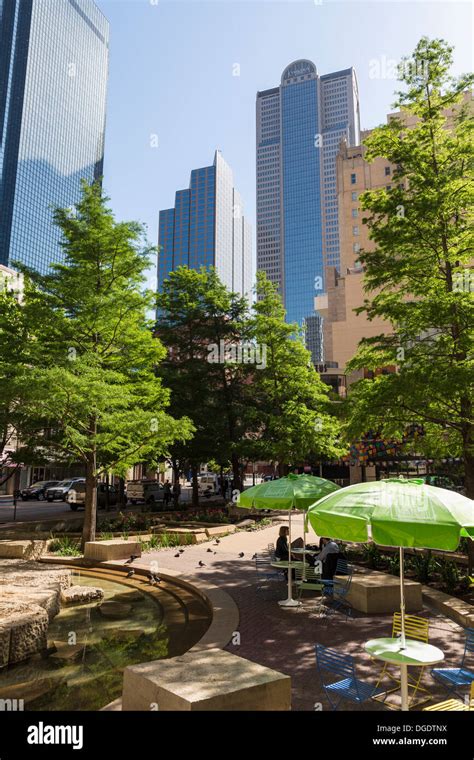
(126, 480, 164, 507)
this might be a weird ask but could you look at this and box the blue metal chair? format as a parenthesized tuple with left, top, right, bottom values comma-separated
(431, 627, 474, 698)
(321, 560, 353, 616)
(255, 554, 284, 598)
(315, 644, 386, 710)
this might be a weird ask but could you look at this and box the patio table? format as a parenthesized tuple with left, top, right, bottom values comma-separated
(270, 561, 306, 607)
(365, 637, 444, 711)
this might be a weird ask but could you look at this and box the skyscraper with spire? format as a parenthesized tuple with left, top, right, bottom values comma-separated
(256, 59, 360, 362)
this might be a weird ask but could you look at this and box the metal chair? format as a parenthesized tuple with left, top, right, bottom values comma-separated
(423, 681, 474, 712)
(294, 565, 323, 600)
(267, 543, 277, 561)
(431, 627, 474, 698)
(254, 554, 284, 599)
(315, 644, 386, 710)
(372, 613, 430, 708)
(320, 561, 353, 616)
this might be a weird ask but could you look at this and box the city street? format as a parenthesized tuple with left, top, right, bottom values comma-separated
(0, 496, 78, 524)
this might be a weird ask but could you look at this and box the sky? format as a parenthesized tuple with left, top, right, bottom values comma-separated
(95, 0, 473, 287)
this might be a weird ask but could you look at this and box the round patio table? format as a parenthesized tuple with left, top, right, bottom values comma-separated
(270, 561, 306, 608)
(365, 637, 444, 711)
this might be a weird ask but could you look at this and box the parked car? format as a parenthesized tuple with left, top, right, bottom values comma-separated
(66, 482, 118, 511)
(45, 478, 85, 502)
(126, 479, 164, 506)
(198, 474, 219, 497)
(20, 481, 60, 501)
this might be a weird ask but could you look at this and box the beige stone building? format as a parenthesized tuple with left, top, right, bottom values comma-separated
(319, 95, 472, 381)
(316, 129, 395, 375)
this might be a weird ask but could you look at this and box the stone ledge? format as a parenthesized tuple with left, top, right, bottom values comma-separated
(422, 586, 474, 629)
(205, 525, 236, 538)
(122, 648, 291, 711)
(84, 540, 141, 562)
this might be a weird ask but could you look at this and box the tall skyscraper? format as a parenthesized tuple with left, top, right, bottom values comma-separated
(158, 150, 252, 299)
(256, 59, 360, 361)
(0, 0, 109, 274)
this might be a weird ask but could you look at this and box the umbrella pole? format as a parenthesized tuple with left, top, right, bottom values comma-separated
(399, 546, 409, 712)
(303, 509, 307, 581)
(400, 547, 406, 649)
(278, 508, 300, 607)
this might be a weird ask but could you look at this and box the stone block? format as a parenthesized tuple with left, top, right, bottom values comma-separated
(205, 525, 236, 538)
(122, 648, 291, 711)
(61, 585, 104, 605)
(422, 586, 474, 628)
(83, 540, 141, 562)
(0, 602, 49, 665)
(344, 570, 422, 614)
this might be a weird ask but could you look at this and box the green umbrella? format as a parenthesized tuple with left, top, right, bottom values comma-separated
(307, 478, 474, 709)
(238, 474, 340, 607)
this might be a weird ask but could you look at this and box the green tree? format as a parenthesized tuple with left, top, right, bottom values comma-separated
(0, 275, 31, 488)
(249, 272, 345, 471)
(17, 183, 192, 545)
(347, 38, 473, 499)
(156, 266, 252, 500)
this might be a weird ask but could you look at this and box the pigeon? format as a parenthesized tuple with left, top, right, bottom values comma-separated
(238, 552, 244, 558)
(125, 554, 138, 564)
(252, 553, 257, 560)
(148, 572, 161, 585)
(126, 570, 135, 578)
(198, 561, 206, 567)
(206, 548, 213, 553)
(179, 549, 185, 554)
(174, 553, 180, 558)
(214, 539, 221, 545)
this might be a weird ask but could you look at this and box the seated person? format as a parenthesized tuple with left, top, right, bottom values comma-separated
(275, 525, 291, 561)
(315, 537, 341, 580)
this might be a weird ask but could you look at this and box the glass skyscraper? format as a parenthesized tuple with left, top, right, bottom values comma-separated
(0, 0, 109, 274)
(256, 60, 360, 361)
(158, 150, 252, 299)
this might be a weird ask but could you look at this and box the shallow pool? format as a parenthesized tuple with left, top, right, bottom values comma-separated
(0, 569, 211, 710)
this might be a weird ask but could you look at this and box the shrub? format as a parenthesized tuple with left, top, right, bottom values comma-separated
(411, 550, 436, 584)
(49, 537, 81, 557)
(363, 543, 381, 570)
(439, 560, 460, 594)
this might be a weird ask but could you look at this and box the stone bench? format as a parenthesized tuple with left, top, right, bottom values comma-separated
(343, 569, 422, 614)
(83, 540, 141, 562)
(422, 586, 474, 629)
(205, 525, 237, 538)
(122, 648, 291, 711)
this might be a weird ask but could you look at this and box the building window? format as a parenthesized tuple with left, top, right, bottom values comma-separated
(351, 191, 357, 201)
(351, 173, 356, 184)
(351, 208, 358, 218)
(353, 243, 360, 253)
(385, 166, 391, 176)
(353, 226, 359, 236)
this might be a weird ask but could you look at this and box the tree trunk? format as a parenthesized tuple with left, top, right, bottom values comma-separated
(462, 423, 474, 576)
(191, 462, 199, 508)
(81, 419, 97, 548)
(117, 477, 125, 508)
(231, 452, 241, 494)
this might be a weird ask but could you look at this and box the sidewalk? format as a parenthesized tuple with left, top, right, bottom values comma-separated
(115, 516, 465, 711)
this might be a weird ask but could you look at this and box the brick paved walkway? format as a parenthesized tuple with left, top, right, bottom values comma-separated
(120, 516, 467, 711)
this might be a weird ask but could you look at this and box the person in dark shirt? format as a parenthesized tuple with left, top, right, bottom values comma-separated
(275, 525, 291, 560)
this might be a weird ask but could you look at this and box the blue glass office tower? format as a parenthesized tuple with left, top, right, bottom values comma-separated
(0, 0, 109, 274)
(256, 60, 360, 362)
(158, 150, 252, 299)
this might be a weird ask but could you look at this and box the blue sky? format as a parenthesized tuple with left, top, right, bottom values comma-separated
(95, 0, 473, 286)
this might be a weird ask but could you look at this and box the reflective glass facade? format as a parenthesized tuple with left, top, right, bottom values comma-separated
(281, 67, 322, 327)
(256, 60, 360, 362)
(158, 150, 252, 299)
(0, 0, 109, 274)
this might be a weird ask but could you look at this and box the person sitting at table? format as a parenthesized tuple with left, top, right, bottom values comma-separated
(315, 537, 340, 580)
(275, 525, 291, 561)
